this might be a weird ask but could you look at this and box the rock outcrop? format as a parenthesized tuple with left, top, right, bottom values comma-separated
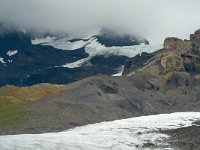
(124, 29, 200, 75)
(123, 29, 200, 92)
(163, 31, 200, 73)
(190, 29, 200, 43)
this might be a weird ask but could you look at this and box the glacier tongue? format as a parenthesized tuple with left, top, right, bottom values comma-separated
(62, 44, 163, 69)
(0, 112, 200, 150)
(85, 43, 163, 58)
(32, 36, 163, 69)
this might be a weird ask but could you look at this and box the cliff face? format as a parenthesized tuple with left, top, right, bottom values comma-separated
(163, 32, 200, 73)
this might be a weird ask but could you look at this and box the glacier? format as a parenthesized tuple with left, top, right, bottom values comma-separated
(62, 44, 162, 69)
(38, 36, 162, 57)
(31, 36, 163, 70)
(0, 112, 200, 150)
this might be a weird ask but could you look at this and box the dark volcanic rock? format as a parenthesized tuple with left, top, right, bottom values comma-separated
(94, 29, 149, 47)
(123, 52, 155, 75)
(164, 121, 200, 150)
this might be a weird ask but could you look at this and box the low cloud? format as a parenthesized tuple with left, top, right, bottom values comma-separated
(0, 0, 200, 43)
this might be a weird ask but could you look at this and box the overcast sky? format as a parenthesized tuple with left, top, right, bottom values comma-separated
(0, 0, 200, 43)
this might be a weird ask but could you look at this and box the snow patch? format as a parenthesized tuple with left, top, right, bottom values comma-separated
(112, 65, 124, 76)
(0, 57, 5, 64)
(31, 36, 56, 45)
(0, 112, 200, 150)
(43, 37, 103, 51)
(7, 50, 18, 56)
(62, 58, 90, 68)
(8, 60, 13, 63)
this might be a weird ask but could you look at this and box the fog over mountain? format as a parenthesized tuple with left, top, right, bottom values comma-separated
(0, 0, 200, 43)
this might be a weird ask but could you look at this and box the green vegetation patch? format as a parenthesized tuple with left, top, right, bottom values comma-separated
(0, 84, 63, 127)
(0, 97, 26, 127)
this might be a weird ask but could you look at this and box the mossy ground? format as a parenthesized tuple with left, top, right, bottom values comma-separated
(0, 99, 26, 126)
(0, 84, 63, 127)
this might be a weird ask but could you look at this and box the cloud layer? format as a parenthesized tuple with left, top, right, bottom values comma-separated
(0, 0, 200, 43)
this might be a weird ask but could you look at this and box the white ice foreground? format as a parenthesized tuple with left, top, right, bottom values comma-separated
(0, 112, 200, 150)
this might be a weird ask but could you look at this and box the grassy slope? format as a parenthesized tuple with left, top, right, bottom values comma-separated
(0, 84, 63, 127)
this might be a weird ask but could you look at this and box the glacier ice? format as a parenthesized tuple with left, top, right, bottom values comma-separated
(0, 112, 200, 150)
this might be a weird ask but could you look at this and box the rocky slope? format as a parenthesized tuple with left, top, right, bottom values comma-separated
(164, 121, 200, 150)
(1, 30, 200, 137)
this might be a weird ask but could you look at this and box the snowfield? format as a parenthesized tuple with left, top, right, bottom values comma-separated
(0, 112, 200, 150)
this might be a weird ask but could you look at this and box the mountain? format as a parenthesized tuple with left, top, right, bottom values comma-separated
(1, 29, 200, 149)
(1, 30, 200, 137)
(0, 28, 156, 87)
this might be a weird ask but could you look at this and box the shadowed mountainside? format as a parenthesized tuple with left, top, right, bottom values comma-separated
(0, 28, 148, 87)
